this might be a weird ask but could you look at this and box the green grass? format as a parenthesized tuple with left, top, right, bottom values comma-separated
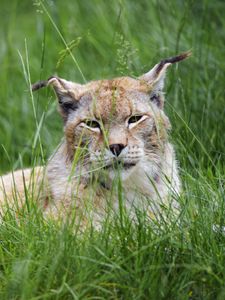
(0, 0, 225, 299)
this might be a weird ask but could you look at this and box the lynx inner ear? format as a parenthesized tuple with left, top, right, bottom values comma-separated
(32, 76, 83, 120)
(139, 51, 191, 108)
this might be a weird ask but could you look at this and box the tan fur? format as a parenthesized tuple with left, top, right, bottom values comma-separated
(0, 167, 44, 213)
(0, 53, 190, 227)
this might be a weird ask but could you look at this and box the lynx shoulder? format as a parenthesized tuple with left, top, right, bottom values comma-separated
(0, 52, 190, 227)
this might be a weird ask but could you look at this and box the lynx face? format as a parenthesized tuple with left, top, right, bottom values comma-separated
(33, 52, 190, 182)
(63, 79, 167, 181)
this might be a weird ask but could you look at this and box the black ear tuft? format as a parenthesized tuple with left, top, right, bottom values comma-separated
(139, 51, 191, 110)
(32, 80, 48, 91)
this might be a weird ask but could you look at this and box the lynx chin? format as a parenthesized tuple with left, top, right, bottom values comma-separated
(0, 52, 190, 228)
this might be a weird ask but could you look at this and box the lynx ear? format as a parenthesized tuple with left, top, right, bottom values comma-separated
(139, 51, 191, 108)
(32, 76, 83, 120)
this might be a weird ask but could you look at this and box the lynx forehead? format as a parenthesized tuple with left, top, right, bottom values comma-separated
(70, 80, 152, 121)
(87, 79, 145, 118)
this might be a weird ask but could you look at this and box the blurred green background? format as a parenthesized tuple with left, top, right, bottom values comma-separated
(0, 2, 225, 299)
(0, 0, 224, 174)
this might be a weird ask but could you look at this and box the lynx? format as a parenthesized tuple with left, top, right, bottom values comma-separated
(0, 52, 190, 228)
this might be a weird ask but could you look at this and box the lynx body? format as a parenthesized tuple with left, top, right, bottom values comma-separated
(0, 52, 190, 227)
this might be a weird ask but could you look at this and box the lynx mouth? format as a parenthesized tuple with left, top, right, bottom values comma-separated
(103, 160, 137, 170)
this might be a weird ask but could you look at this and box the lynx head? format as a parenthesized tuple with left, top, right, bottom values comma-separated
(33, 52, 190, 181)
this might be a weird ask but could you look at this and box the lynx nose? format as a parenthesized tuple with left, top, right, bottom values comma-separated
(109, 144, 125, 157)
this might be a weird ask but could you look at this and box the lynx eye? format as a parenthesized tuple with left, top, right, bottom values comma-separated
(81, 119, 101, 131)
(128, 115, 143, 124)
(127, 115, 148, 129)
(86, 120, 100, 128)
